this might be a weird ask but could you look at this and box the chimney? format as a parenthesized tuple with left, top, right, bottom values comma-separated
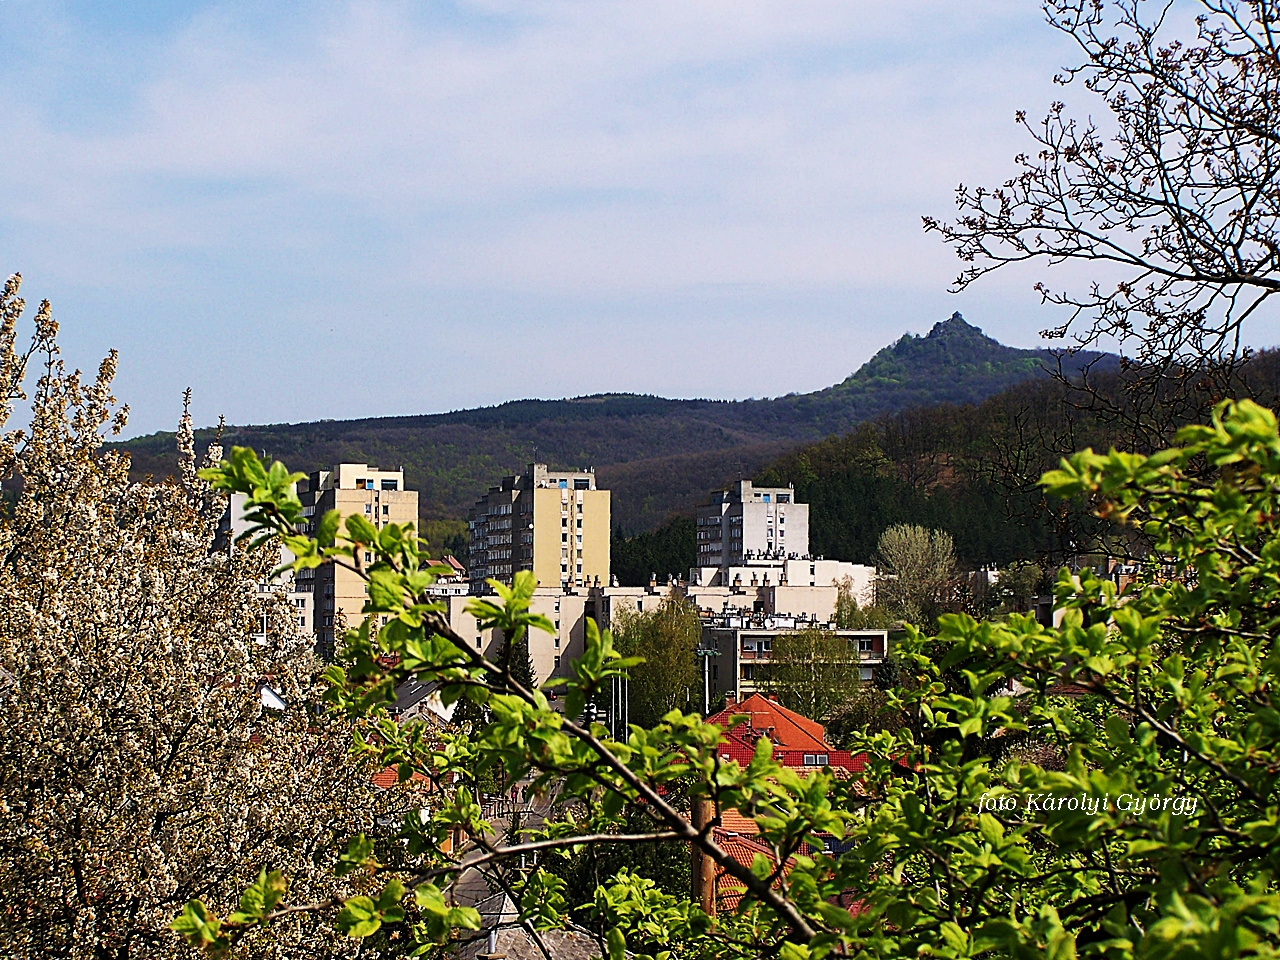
(478, 929, 505, 959)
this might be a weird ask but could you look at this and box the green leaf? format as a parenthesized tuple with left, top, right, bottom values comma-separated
(336, 833, 379, 876)
(367, 568, 404, 611)
(337, 896, 382, 938)
(317, 509, 341, 546)
(171, 900, 227, 950)
(345, 514, 379, 544)
(607, 926, 626, 960)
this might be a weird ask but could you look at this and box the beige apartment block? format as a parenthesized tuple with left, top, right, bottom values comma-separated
(444, 589, 589, 685)
(298, 463, 418, 658)
(469, 463, 610, 594)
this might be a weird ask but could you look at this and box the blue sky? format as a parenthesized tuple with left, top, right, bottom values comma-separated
(0, 1, 1190, 435)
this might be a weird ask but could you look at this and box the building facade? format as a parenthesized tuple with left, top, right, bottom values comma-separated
(297, 463, 419, 658)
(690, 480, 875, 611)
(695, 480, 808, 573)
(468, 463, 610, 594)
(701, 612, 889, 705)
(222, 491, 313, 642)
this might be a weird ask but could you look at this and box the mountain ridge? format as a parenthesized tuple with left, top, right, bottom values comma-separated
(117, 314, 1108, 533)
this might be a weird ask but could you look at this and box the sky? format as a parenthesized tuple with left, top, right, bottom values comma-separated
(0, 0, 1236, 436)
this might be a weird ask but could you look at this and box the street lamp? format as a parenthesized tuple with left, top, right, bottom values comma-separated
(695, 647, 720, 715)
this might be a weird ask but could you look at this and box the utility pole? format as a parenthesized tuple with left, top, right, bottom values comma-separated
(691, 796, 717, 916)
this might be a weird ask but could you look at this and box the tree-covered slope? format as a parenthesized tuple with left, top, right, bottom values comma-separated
(116, 314, 1102, 533)
(612, 349, 1280, 583)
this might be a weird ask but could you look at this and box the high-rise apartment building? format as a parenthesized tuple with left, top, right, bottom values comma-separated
(696, 480, 809, 573)
(222, 491, 313, 641)
(690, 479, 873, 603)
(298, 463, 418, 658)
(468, 463, 609, 593)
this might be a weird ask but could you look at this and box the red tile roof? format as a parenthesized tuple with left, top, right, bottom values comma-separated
(712, 826, 785, 911)
(707, 693, 828, 752)
(370, 765, 430, 790)
(718, 809, 760, 836)
(707, 693, 867, 774)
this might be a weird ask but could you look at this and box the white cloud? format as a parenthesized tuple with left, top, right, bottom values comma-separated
(0, 0, 1092, 432)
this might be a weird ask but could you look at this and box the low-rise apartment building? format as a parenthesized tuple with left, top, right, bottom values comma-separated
(701, 612, 889, 705)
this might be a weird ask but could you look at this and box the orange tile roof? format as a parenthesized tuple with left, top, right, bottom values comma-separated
(707, 693, 830, 753)
(370, 765, 430, 790)
(718, 809, 760, 837)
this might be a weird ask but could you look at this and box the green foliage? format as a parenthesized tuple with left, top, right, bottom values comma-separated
(178, 400, 1280, 958)
(758, 627, 864, 725)
(611, 595, 701, 728)
(612, 516, 696, 587)
(997, 560, 1043, 613)
(834, 575, 894, 629)
(875, 523, 956, 624)
(542, 802, 692, 923)
(420, 517, 468, 560)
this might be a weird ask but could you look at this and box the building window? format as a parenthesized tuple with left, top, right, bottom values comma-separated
(381, 479, 398, 490)
(762, 493, 770, 502)
(559, 480, 568, 489)
(562, 532, 568, 542)
(364, 504, 372, 515)
(554, 655, 561, 668)
(562, 516, 568, 527)
(298, 616, 306, 627)
(382, 505, 389, 516)
(476, 636, 482, 648)
(574, 478, 589, 490)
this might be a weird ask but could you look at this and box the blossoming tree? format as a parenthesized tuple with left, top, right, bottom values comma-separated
(0, 275, 381, 960)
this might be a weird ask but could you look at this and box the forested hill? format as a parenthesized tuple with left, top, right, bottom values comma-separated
(612, 349, 1280, 585)
(116, 314, 1104, 532)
